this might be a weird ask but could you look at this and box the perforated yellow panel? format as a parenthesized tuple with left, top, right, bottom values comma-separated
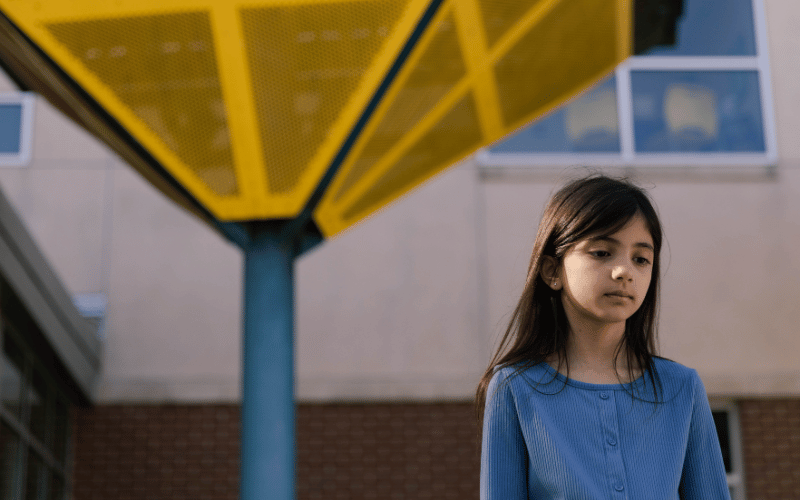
(48, 13, 239, 196)
(240, 1, 408, 196)
(315, 0, 629, 236)
(0, 0, 630, 232)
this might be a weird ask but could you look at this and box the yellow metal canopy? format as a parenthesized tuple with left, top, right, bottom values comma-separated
(0, 0, 630, 237)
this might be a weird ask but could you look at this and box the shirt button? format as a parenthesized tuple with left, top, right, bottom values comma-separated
(600, 392, 609, 399)
(607, 436, 617, 446)
(614, 483, 624, 491)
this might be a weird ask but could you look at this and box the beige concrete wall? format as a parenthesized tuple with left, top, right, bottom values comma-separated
(0, 0, 797, 402)
(96, 158, 485, 402)
(99, 164, 242, 401)
(296, 162, 484, 401)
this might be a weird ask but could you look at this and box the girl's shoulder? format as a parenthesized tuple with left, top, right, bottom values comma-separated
(490, 362, 550, 381)
(651, 356, 697, 379)
(650, 356, 706, 402)
(488, 362, 564, 397)
(488, 364, 529, 391)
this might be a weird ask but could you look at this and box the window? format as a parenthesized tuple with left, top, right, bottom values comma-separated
(72, 293, 107, 341)
(711, 400, 746, 500)
(0, 93, 35, 167)
(0, 290, 72, 500)
(477, 0, 776, 168)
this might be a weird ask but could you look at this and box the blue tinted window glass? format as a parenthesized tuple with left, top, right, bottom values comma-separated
(490, 77, 619, 154)
(642, 0, 756, 56)
(0, 104, 23, 154)
(631, 71, 764, 153)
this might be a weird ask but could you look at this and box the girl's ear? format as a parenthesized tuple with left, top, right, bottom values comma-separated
(540, 256, 562, 290)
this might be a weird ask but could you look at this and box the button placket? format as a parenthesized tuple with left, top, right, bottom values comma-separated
(598, 391, 628, 499)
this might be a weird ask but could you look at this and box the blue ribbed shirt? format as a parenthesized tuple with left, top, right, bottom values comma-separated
(481, 357, 730, 499)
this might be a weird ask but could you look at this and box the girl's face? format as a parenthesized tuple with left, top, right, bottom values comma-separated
(556, 214, 655, 330)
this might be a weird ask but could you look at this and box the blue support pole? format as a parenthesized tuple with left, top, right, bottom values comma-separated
(241, 232, 295, 500)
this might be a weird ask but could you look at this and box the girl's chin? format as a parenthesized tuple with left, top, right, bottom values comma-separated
(569, 312, 631, 328)
(591, 307, 638, 324)
(563, 299, 639, 326)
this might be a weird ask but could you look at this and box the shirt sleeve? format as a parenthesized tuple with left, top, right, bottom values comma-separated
(480, 369, 528, 500)
(678, 371, 731, 500)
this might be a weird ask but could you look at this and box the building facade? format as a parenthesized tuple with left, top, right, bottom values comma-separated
(0, 0, 798, 498)
(0, 174, 99, 498)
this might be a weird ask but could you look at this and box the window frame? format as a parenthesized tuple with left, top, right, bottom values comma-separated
(710, 399, 747, 500)
(475, 0, 777, 169)
(0, 316, 73, 500)
(0, 93, 35, 168)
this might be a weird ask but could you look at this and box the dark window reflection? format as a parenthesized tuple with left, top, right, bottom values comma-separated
(24, 451, 46, 500)
(712, 410, 733, 473)
(2, 341, 24, 422)
(641, 0, 756, 56)
(0, 424, 20, 499)
(28, 372, 50, 447)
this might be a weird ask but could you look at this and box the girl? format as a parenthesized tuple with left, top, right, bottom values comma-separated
(476, 175, 729, 499)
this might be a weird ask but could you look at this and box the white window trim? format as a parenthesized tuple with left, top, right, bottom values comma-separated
(0, 92, 35, 167)
(710, 399, 747, 500)
(476, 0, 777, 170)
(751, 0, 779, 163)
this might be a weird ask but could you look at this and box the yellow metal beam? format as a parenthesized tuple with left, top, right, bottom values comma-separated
(452, 0, 503, 140)
(211, 5, 268, 215)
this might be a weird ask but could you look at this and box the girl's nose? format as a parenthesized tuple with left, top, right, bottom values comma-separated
(611, 265, 632, 281)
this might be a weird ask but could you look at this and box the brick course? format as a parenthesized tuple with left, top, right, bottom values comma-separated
(740, 399, 800, 500)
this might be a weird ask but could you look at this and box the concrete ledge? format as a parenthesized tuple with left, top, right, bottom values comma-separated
(94, 375, 485, 404)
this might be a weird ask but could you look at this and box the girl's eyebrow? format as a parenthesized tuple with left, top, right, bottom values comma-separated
(591, 235, 654, 251)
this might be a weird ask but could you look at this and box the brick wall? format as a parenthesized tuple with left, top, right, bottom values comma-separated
(296, 403, 479, 500)
(72, 402, 480, 500)
(72, 405, 240, 500)
(72, 399, 800, 499)
(740, 399, 800, 500)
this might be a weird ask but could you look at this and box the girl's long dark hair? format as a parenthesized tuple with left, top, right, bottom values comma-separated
(475, 174, 664, 426)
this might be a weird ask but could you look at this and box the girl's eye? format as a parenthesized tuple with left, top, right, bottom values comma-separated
(590, 250, 610, 258)
(634, 256, 651, 266)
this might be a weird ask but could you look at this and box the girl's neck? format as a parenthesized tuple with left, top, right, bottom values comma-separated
(549, 322, 641, 384)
